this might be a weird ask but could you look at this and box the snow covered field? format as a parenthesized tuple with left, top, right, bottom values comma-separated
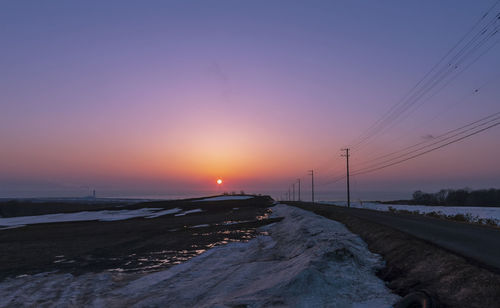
(0, 204, 399, 307)
(0, 208, 182, 230)
(322, 201, 500, 226)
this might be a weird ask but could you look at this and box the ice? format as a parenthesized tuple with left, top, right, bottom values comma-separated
(0, 204, 399, 307)
(196, 196, 254, 201)
(0, 208, 182, 229)
(324, 201, 500, 226)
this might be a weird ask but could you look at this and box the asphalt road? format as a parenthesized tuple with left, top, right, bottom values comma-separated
(303, 204, 500, 272)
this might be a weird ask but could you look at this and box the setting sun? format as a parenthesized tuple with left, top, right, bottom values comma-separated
(216, 179, 223, 185)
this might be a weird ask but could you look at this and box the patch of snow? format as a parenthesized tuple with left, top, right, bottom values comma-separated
(174, 208, 203, 216)
(196, 196, 254, 202)
(190, 224, 210, 228)
(145, 208, 182, 218)
(0, 225, 24, 230)
(0, 204, 399, 307)
(323, 201, 500, 226)
(222, 220, 252, 225)
(0, 208, 181, 229)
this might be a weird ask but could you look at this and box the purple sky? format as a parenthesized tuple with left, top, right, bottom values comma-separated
(1, 1, 499, 199)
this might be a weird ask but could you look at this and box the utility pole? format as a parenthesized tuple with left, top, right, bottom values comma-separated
(308, 170, 314, 203)
(292, 183, 295, 201)
(341, 148, 351, 208)
(297, 178, 301, 201)
(288, 187, 291, 201)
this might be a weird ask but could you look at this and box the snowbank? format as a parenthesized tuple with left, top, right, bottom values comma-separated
(0, 204, 399, 307)
(0, 208, 182, 230)
(196, 196, 254, 201)
(323, 201, 500, 226)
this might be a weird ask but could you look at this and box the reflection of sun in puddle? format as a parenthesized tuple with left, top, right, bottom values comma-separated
(107, 214, 272, 275)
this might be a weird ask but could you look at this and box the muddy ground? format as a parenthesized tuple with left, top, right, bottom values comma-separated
(292, 201, 500, 308)
(0, 196, 277, 280)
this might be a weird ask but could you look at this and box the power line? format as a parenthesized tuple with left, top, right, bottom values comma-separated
(353, 16, 500, 150)
(355, 111, 500, 168)
(317, 112, 500, 186)
(358, 73, 498, 160)
(349, 2, 500, 151)
(351, 114, 500, 174)
(352, 119, 500, 176)
(352, 30, 500, 159)
(352, 24, 500, 155)
(285, 2, 500, 200)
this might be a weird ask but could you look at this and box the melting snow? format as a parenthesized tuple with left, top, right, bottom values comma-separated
(324, 201, 500, 226)
(144, 208, 182, 218)
(174, 208, 203, 216)
(190, 224, 210, 228)
(0, 208, 182, 229)
(196, 196, 254, 202)
(0, 204, 399, 307)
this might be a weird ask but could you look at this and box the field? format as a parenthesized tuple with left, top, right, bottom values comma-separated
(0, 195, 276, 280)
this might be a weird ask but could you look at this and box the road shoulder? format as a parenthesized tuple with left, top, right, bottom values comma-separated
(293, 202, 500, 308)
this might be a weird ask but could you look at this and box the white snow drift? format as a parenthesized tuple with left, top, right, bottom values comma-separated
(0, 204, 398, 307)
(0, 208, 182, 230)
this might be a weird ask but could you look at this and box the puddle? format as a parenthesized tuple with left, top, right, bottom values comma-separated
(105, 226, 270, 274)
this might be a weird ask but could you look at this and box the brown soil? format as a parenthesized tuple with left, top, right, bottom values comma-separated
(292, 202, 500, 308)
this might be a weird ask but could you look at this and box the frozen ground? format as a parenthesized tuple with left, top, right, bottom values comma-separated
(0, 208, 182, 230)
(322, 201, 500, 226)
(0, 204, 399, 307)
(197, 195, 254, 201)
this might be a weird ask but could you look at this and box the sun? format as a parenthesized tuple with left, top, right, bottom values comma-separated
(216, 179, 223, 185)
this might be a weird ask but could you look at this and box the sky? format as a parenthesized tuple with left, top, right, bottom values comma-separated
(1, 0, 500, 200)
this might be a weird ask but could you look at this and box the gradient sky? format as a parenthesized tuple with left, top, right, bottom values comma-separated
(1, 1, 500, 199)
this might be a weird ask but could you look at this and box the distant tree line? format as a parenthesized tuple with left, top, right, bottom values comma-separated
(411, 188, 500, 207)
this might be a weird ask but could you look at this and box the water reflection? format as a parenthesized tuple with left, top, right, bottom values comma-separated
(107, 220, 270, 274)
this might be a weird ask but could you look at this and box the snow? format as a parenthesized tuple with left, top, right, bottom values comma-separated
(322, 201, 500, 226)
(0, 204, 399, 307)
(196, 196, 254, 201)
(174, 208, 203, 216)
(190, 224, 210, 228)
(144, 208, 182, 218)
(0, 208, 182, 229)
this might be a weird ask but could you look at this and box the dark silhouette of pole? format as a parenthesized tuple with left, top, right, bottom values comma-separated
(341, 148, 351, 208)
(297, 178, 301, 201)
(292, 183, 295, 201)
(308, 170, 314, 203)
